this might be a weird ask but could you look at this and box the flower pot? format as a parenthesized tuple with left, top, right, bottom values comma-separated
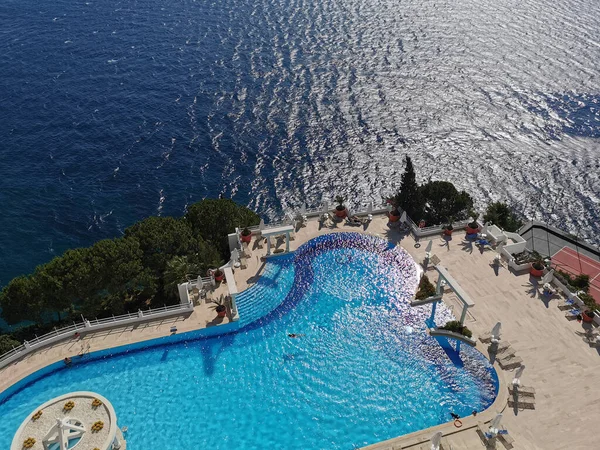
(217, 309, 227, 318)
(582, 311, 595, 323)
(465, 226, 479, 235)
(389, 211, 400, 222)
(214, 271, 225, 282)
(529, 264, 544, 277)
(443, 228, 453, 236)
(240, 233, 252, 243)
(335, 207, 347, 218)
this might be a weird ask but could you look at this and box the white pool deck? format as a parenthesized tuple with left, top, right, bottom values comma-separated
(2, 213, 600, 449)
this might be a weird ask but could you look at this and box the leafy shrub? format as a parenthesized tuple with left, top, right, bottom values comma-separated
(0, 334, 22, 354)
(440, 320, 473, 338)
(579, 292, 599, 312)
(0, 198, 259, 342)
(186, 198, 260, 259)
(556, 270, 589, 293)
(420, 181, 474, 225)
(415, 275, 437, 300)
(483, 202, 523, 232)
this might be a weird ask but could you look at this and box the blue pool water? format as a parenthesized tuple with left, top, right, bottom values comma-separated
(0, 234, 497, 449)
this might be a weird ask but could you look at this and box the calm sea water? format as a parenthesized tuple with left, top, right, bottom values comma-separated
(1, 0, 600, 288)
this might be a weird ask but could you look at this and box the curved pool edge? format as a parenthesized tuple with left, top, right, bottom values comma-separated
(0, 253, 295, 403)
(0, 319, 241, 405)
(1, 231, 501, 450)
(361, 349, 508, 449)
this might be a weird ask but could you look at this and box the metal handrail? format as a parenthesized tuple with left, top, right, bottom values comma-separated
(0, 302, 194, 366)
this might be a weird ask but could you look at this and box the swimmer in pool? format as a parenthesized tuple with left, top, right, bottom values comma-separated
(288, 334, 305, 338)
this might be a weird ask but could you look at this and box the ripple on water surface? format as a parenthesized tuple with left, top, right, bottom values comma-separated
(1, 0, 600, 288)
(0, 234, 497, 450)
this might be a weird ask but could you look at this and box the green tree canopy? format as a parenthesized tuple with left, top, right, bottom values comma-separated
(34, 247, 91, 321)
(80, 238, 155, 316)
(186, 198, 260, 258)
(483, 202, 523, 232)
(0, 275, 41, 324)
(393, 156, 423, 219)
(163, 256, 202, 301)
(0, 198, 258, 335)
(125, 216, 198, 275)
(420, 180, 474, 225)
(0, 334, 22, 354)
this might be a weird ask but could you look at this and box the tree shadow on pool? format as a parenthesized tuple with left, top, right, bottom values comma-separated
(198, 333, 237, 376)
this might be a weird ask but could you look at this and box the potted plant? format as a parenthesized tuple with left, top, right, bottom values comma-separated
(443, 218, 454, 236)
(216, 304, 227, 318)
(387, 198, 401, 222)
(439, 320, 473, 338)
(334, 195, 347, 218)
(530, 259, 545, 277)
(580, 293, 598, 323)
(212, 296, 228, 318)
(466, 219, 479, 235)
(212, 268, 225, 282)
(415, 275, 437, 300)
(240, 227, 252, 243)
(582, 309, 596, 323)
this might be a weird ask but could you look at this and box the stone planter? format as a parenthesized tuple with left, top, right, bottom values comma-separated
(429, 328, 476, 346)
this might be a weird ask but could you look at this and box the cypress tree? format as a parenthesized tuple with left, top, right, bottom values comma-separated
(394, 156, 423, 220)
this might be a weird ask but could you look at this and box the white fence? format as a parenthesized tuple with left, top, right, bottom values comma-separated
(502, 244, 531, 272)
(0, 302, 194, 370)
(550, 273, 600, 326)
(231, 204, 479, 254)
(404, 214, 472, 238)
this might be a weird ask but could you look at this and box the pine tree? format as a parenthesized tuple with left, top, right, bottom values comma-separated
(394, 156, 423, 220)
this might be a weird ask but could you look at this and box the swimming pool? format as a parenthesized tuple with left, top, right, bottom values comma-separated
(0, 233, 497, 449)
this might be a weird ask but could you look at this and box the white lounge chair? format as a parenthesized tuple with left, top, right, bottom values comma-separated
(498, 355, 523, 370)
(508, 396, 536, 409)
(428, 431, 450, 450)
(583, 334, 600, 347)
(480, 322, 501, 344)
(508, 384, 535, 397)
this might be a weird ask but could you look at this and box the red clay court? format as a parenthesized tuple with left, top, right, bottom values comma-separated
(551, 246, 600, 304)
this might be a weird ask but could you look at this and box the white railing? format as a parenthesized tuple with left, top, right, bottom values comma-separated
(0, 302, 194, 370)
(405, 213, 472, 238)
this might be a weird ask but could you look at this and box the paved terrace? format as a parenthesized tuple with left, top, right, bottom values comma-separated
(2, 213, 600, 450)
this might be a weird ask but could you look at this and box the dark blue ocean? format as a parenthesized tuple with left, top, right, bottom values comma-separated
(1, 0, 600, 291)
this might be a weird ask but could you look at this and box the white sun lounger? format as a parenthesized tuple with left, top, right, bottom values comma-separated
(508, 384, 536, 397)
(498, 355, 523, 370)
(499, 431, 515, 449)
(508, 396, 536, 410)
